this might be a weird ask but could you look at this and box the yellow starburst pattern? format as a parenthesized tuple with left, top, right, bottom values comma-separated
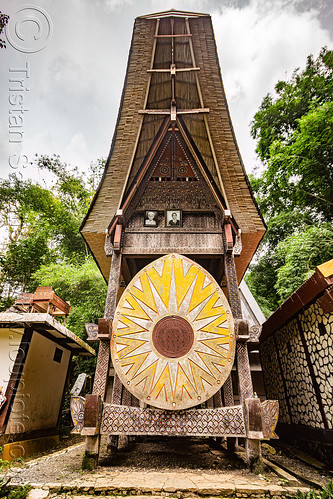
(111, 253, 235, 410)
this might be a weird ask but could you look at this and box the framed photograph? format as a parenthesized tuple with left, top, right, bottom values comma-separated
(144, 210, 158, 227)
(166, 209, 182, 228)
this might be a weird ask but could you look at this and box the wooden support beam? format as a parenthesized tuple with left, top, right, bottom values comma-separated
(147, 67, 200, 73)
(113, 224, 123, 253)
(223, 251, 261, 469)
(224, 223, 233, 254)
(154, 33, 192, 38)
(138, 107, 209, 115)
(83, 252, 122, 469)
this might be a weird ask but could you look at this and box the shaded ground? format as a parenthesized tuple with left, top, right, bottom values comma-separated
(100, 437, 245, 472)
(1, 436, 332, 490)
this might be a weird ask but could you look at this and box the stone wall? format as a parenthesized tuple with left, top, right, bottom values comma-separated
(261, 297, 332, 431)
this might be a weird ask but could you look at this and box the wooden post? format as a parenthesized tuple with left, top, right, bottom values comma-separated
(83, 252, 122, 469)
(224, 247, 262, 471)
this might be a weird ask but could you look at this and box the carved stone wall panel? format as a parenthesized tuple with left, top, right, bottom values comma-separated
(300, 301, 333, 429)
(276, 320, 323, 428)
(101, 404, 246, 436)
(260, 336, 291, 424)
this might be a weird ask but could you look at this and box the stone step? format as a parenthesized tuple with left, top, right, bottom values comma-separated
(26, 483, 311, 498)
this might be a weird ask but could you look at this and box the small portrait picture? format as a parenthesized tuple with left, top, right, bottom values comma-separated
(144, 210, 158, 227)
(166, 209, 182, 227)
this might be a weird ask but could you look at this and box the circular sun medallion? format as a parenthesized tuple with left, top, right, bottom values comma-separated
(111, 253, 235, 410)
(152, 316, 194, 358)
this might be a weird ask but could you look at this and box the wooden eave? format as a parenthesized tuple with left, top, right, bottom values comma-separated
(260, 259, 333, 342)
(0, 313, 95, 356)
(80, 11, 265, 282)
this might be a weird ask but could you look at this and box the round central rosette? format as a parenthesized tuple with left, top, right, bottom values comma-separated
(111, 253, 235, 410)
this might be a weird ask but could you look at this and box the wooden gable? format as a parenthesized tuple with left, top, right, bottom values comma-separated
(80, 10, 265, 283)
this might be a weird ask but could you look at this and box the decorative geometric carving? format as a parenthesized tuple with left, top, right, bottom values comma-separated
(213, 389, 222, 408)
(70, 396, 85, 434)
(249, 325, 262, 343)
(101, 404, 246, 436)
(92, 340, 110, 397)
(223, 375, 234, 406)
(261, 400, 279, 439)
(111, 253, 235, 410)
(237, 342, 253, 401)
(224, 253, 242, 319)
(233, 230, 242, 256)
(85, 323, 99, 341)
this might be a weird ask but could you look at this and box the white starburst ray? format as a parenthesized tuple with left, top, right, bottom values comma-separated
(129, 293, 160, 322)
(192, 313, 225, 331)
(186, 292, 215, 322)
(182, 259, 192, 276)
(116, 344, 127, 353)
(177, 273, 198, 316)
(202, 275, 211, 289)
(188, 350, 218, 377)
(126, 350, 158, 382)
(168, 361, 178, 396)
(116, 320, 128, 329)
(178, 359, 199, 395)
(153, 258, 164, 277)
(168, 265, 178, 314)
(195, 329, 229, 341)
(148, 358, 168, 389)
(122, 299, 134, 310)
(194, 341, 230, 357)
(147, 275, 169, 316)
(116, 331, 150, 341)
(133, 277, 143, 291)
(117, 341, 153, 360)
(121, 315, 153, 331)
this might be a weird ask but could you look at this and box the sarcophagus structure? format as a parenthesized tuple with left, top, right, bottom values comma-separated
(79, 9, 278, 470)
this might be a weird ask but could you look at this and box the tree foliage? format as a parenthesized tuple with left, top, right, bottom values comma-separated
(31, 258, 107, 375)
(246, 48, 333, 315)
(0, 155, 104, 309)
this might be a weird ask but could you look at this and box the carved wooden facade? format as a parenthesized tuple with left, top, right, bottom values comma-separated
(79, 9, 277, 470)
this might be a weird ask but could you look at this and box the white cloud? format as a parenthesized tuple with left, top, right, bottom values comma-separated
(211, 0, 331, 170)
(65, 132, 90, 168)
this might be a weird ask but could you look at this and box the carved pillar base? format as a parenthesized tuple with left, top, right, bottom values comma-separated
(82, 435, 101, 470)
(246, 438, 263, 474)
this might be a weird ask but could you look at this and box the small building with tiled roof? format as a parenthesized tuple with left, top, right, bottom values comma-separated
(0, 287, 94, 460)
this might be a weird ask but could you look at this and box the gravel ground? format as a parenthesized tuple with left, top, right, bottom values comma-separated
(1, 436, 332, 489)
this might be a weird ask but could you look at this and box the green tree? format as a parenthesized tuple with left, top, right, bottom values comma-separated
(31, 257, 107, 375)
(246, 48, 333, 315)
(0, 155, 104, 310)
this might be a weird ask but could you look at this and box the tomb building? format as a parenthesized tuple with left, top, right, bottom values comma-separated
(80, 10, 278, 470)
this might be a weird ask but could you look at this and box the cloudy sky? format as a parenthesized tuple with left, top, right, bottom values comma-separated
(1, 0, 332, 183)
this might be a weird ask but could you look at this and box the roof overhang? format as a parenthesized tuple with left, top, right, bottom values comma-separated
(0, 313, 95, 356)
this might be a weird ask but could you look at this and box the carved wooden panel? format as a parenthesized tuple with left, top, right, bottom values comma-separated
(123, 231, 223, 255)
(101, 404, 246, 436)
(111, 253, 235, 410)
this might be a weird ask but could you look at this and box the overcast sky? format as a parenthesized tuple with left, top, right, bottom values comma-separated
(1, 0, 332, 184)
